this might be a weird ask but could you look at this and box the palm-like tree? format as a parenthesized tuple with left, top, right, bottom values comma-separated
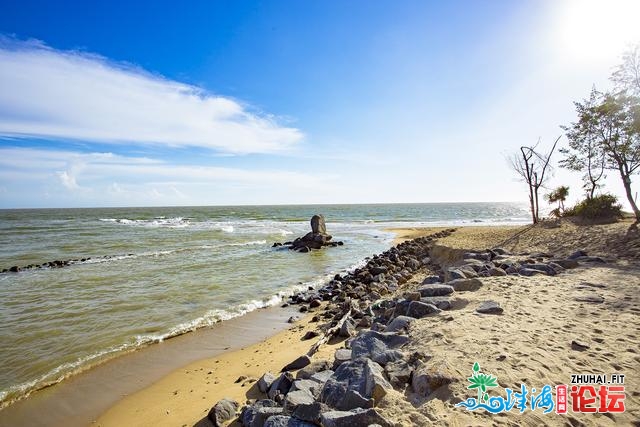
(467, 362, 499, 402)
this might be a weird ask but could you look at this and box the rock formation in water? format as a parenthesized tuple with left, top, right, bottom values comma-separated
(273, 215, 344, 253)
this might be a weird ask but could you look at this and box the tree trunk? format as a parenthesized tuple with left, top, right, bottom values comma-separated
(621, 174, 640, 221)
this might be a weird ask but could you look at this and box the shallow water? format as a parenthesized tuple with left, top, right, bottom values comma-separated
(0, 202, 528, 407)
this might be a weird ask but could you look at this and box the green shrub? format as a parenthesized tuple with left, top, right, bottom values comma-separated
(564, 194, 623, 219)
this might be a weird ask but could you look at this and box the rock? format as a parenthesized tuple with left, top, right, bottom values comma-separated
(320, 358, 392, 410)
(568, 250, 588, 259)
(571, 340, 590, 351)
(369, 266, 387, 276)
(320, 408, 392, 427)
(258, 372, 277, 393)
(309, 298, 322, 308)
(241, 400, 283, 427)
(420, 297, 451, 311)
(282, 355, 311, 372)
(208, 398, 239, 427)
(411, 361, 455, 396)
(384, 315, 414, 333)
(406, 301, 441, 318)
(551, 259, 579, 269)
(446, 268, 467, 280)
(263, 415, 316, 427)
(576, 255, 606, 263)
(522, 263, 556, 275)
(310, 370, 334, 385)
(296, 360, 332, 379)
(292, 401, 329, 424)
(476, 300, 503, 314)
(491, 247, 508, 255)
(371, 349, 404, 366)
(519, 268, 546, 277)
(488, 267, 507, 276)
(417, 284, 454, 297)
(339, 319, 356, 337)
(301, 330, 319, 341)
(9, 266, 20, 273)
(268, 372, 294, 400)
(449, 278, 483, 292)
(350, 330, 409, 360)
(422, 275, 441, 285)
(283, 389, 316, 412)
(310, 214, 326, 234)
(290, 379, 322, 398)
(574, 295, 605, 303)
(333, 349, 352, 369)
(384, 359, 412, 388)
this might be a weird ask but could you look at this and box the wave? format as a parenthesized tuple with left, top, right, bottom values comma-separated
(99, 217, 190, 228)
(0, 253, 372, 409)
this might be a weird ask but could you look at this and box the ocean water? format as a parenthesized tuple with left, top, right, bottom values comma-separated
(0, 202, 528, 407)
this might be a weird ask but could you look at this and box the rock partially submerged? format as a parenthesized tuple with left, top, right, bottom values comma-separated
(273, 215, 344, 252)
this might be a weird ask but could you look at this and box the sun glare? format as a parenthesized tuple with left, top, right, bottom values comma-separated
(556, 0, 640, 63)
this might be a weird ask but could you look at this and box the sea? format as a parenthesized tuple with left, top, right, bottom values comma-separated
(0, 202, 529, 408)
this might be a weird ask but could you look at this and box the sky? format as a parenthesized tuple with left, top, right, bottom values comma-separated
(1, 0, 639, 208)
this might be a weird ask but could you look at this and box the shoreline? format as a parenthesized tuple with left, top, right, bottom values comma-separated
(0, 304, 307, 427)
(3, 220, 638, 426)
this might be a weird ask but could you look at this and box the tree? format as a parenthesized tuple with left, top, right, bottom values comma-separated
(560, 87, 607, 199)
(562, 45, 640, 222)
(546, 185, 569, 216)
(612, 44, 640, 96)
(510, 137, 560, 224)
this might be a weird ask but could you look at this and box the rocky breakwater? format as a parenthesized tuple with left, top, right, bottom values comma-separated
(205, 228, 615, 426)
(273, 215, 344, 253)
(207, 228, 456, 427)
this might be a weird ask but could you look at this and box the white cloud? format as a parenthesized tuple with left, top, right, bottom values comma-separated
(0, 38, 303, 154)
(0, 147, 338, 207)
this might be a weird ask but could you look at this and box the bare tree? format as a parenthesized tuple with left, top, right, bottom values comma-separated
(510, 137, 560, 223)
(612, 44, 640, 96)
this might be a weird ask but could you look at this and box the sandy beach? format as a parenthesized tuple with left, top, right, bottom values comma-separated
(89, 219, 639, 426)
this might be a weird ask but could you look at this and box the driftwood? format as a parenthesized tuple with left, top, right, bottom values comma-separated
(307, 307, 352, 357)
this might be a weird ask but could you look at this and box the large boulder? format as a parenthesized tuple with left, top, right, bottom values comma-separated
(320, 358, 392, 410)
(320, 408, 393, 427)
(310, 214, 327, 234)
(350, 330, 409, 360)
(208, 398, 239, 427)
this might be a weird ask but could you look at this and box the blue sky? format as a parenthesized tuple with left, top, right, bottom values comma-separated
(0, 0, 639, 208)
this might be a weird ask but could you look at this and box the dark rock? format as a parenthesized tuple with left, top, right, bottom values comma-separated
(309, 299, 322, 308)
(576, 256, 606, 263)
(268, 372, 294, 400)
(519, 268, 546, 277)
(551, 259, 579, 269)
(446, 268, 467, 280)
(449, 278, 483, 291)
(420, 297, 451, 311)
(208, 398, 239, 427)
(371, 349, 404, 366)
(369, 266, 387, 276)
(571, 340, 590, 351)
(282, 355, 311, 372)
(290, 379, 322, 398)
(258, 372, 277, 393)
(333, 349, 352, 369)
(476, 300, 503, 314)
(241, 400, 282, 427)
(310, 370, 334, 385)
(292, 401, 329, 424)
(320, 408, 392, 427)
(296, 360, 332, 380)
(384, 316, 414, 333)
(421, 275, 441, 285)
(417, 284, 454, 297)
(488, 267, 507, 276)
(350, 330, 409, 360)
(568, 250, 588, 259)
(385, 359, 413, 388)
(310, 214, 326, 234)
(574, 295, 605, 304)
(406, 301, 441, 318)
(263, 415, 316, 427)
(522, 263, 556, 275)
(301, 331, 319, 341)
(339, 319, 356, 338)
(9, 266, 20, 273)
(320, 358, 391, 410)
(283, 389, 316, 412)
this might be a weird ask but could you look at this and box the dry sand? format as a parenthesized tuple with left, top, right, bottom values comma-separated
(96, 220, 639, 426)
